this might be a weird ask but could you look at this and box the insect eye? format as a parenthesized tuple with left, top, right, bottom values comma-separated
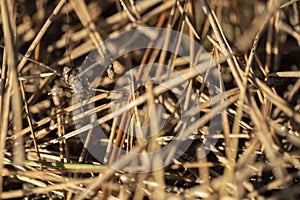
(63, 66, 76, 85)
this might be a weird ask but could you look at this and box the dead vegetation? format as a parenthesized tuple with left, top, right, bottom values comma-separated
(0, 0, 300, 199)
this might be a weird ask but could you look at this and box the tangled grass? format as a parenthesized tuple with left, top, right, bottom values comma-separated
(0, 0, 300, 199)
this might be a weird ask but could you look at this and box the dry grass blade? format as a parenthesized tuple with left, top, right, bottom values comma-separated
(199, 0, 243, 89)
(221, 29, 263, 197)
(268, 71, 300, 77)
(255, 78, 300, 124)
(234, 0, 289, 53)
(0, 0, 25, 194)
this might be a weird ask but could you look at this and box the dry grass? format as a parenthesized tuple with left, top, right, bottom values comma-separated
(1, 0, 300, 199)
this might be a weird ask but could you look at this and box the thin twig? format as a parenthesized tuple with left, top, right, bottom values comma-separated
(17, 0, 65, 72)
